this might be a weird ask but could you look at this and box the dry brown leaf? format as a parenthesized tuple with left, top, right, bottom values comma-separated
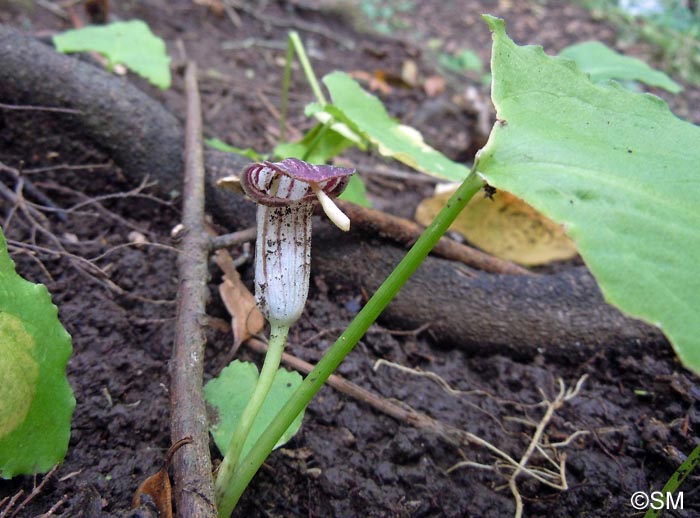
(193, 0, 225, 16)
(348, 70, 393, 94)
(214, 249, 265, 353)
(423, 75, 446, 97)
(133, 467, 171, 517)
(132, 437, 192, 518)
(415, 187, 577, 266)
(216, 174, 244, 195)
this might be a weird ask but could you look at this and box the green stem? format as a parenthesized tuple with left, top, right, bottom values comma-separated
(220, 168, 485, 513)
(288, 31, 327, 105)
(279, 36, 295, 142)
(215, 323, 289, 517)
(644, 443, 700, 518)
(301, 120, 332, 161)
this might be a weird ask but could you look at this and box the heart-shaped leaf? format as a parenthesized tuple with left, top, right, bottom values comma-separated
(53, 20, 171, 89)
(478, 16, 700, 372)
(205, 360, 305, 461)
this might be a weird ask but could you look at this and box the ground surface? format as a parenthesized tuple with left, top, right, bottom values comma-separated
(1, 1, 699, 517)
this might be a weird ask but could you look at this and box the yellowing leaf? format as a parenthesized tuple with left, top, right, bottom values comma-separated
(0, 314, 39, 438)
(0, 228, 74, 479)
(415, 188, 577, 266)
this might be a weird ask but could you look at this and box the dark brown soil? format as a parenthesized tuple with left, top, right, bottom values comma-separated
(1, 1, 699, 517)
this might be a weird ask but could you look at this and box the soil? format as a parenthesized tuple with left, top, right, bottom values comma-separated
(1, 1, 699, 517)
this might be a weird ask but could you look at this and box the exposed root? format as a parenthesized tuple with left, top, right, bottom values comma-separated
(373, 360, 598, 517)
(446, 376, 589, 518)
(374, 358, 488, 398)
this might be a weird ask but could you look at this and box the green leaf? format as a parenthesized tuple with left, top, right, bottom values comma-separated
(305, 103, 367, 147)
(339, 174, 372, 207)
(478, 16, 700, 373)
(206, 138, 266, 162)
(321, 71, 470, 181)
(205, 360, 305, 461)
(0, 228, 75, 478)
(274, 123, 354, 163)
(53, 20, 171, 89)
(559, 40, 683, 93)
(439, 48, 483, 73)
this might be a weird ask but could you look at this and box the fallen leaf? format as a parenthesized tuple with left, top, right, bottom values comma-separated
(401, 59, 419, 87)
(214, 249, 265, 354)
(216, 174, 243, 195)
(132, 437, 192, 518)
(193, 0, 225, 16)
(348, 70, 393, 94)
(423, 75, 446, 96)
(415, 187, 577, 266)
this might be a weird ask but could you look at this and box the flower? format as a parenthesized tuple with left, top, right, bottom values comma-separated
(240, 158, 355, 328)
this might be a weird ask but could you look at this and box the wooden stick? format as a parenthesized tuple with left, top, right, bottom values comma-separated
(245, 337, 464, 448)
(338, 200, 531, 276)
(169, 62, 217, 518)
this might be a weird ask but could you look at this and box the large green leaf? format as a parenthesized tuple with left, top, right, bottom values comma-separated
(53, 20, 171, 89)
(321, 71, 470, 181)
(205, 360, 305, 461)
(0, 228, 75, 478)
(559, 40, 682, 93)
(478, 16, 700, 373)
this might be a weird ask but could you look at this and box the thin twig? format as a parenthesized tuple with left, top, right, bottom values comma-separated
(221, 0, 242, 27)
(0, 161, 67, 220)
(9, 465, 59, 518)
(169, 62, 218, 518)
(87, 241, 178, 262)
(6, 246, 55, 282)
(0, 102, 79, 114)
(37, 493, 68, 517)
(0, 490, 23, 518)
(20, 162, 112, 175)
(36, 181, 165, 238)
(209, 226, 256, 251)
(7, 240, 175, 305)
(0, 178, 50, 229)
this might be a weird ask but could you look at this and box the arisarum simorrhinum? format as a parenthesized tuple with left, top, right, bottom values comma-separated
(240, 158, 355, 328)
(215, 158, 354, 508)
